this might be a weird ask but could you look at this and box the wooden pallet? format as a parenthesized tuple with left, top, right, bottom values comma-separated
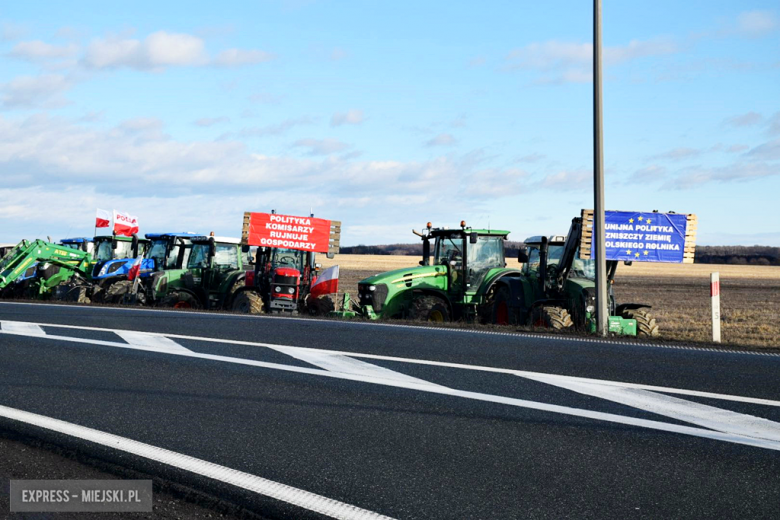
(579, 209, 697, 263)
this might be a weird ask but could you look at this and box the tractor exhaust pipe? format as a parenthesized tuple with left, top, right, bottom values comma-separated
(539, 236, 548, 295)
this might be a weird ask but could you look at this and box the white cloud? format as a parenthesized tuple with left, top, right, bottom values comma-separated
(292, 138, 350, 156)
(82, 31, 271, 70)
(662, 160, 778, 189)
(193, 117, 230, 127)
(0, 22, 27, 42)
(0, 113, 536, 244)
(505, 38, 678, 84)
(0, 74, 72, 108)
(649, 147, 701, 161)
(330, 109, 364, 127)
(746, 138, 780, 161)
(9, 40, 79, 60)
(425, 133, 457, 147)
(214, 48, 275, 66)
(535, 170, 592, 191)
(736, 10, 778, 38)
(723, 111, 762, 127)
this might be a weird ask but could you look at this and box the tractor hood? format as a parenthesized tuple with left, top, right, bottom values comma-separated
(359, 264, 446, 287)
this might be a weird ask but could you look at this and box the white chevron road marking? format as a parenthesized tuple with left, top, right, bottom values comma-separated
(3, 320, 780, 451)
(519, 372, 780, 443)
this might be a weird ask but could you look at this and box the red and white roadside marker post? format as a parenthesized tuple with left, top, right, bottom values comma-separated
(711, 272, 721, 343)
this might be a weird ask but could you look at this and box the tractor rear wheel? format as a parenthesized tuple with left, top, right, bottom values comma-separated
(307, 295, 335, 316)
(531, 306, 573, 330)
(232, 291, 264, 314)
(408, 295, 450, 322)
(161, 291, 201, 310)
(621, 309, 660, 337)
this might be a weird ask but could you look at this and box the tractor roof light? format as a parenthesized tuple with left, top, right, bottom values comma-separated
(426, 222, 432, 229)
(460, 220, 466, 229)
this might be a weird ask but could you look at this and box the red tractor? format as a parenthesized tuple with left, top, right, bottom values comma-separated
(231, 246, 335, 315)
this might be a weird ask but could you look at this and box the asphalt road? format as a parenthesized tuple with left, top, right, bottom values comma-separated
(1, 301, 779, 519)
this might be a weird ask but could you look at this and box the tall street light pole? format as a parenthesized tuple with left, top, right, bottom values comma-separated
(593, 0, 608, 336)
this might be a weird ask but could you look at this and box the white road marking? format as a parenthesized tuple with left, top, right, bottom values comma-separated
(9, 319, 776, 409)
(520, 373, 780, 442)
(269, 346, 443, 388)
(2, 321, 780, 451)
(3, 301, 778, 358)
(1, 321, 46, 336)
(115, 330, 191, 353)
(0, 404, 393, 520)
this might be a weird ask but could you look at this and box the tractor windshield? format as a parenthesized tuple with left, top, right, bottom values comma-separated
(188, 243, 210, 268)
(524, 243, 564, 275)
(434, 234, 463, 266)
(570, 247, 596, 280)
(95, 240, 133, 262)
(271, 248, 305, 270)
(147, 239, 186, 269)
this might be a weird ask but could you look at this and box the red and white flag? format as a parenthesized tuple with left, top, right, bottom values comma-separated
(310, 265, 339, 298)
(127, 257, 143, 281)
(95, 208, 111, 228)
(113, 210, 139, 236)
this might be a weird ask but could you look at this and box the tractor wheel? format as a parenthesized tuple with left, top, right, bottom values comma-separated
(531, 306, 574, 330)
(105, 280, 132, 304)
(232, 291, 264, 314)
(621, 309, 660, 337)
(161, 291, 201, 310)
(307, 295, 335, 316)
(408, 295, 450, 322)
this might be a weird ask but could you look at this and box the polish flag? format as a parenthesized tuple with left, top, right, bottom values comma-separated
(95, 208, 111, 228)
(310, 265, 339, 298)
(127, 257, 143, 281)
(113, 210, 139, 237)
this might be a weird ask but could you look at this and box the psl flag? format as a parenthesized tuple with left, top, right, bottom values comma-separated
(95, 208, 111, 228)
(113, 210, 139, 237)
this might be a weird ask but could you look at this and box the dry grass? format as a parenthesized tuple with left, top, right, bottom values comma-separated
(322, 254, 780, 348)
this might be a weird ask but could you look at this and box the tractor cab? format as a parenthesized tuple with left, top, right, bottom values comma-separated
(176, 236, 249, 309)
(422, 223, 511, 296)
(0, 243, 16, 261)
(59, 237, 94, 256)
(144, 233, 200, 271)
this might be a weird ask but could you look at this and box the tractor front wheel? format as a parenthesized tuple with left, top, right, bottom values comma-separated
(104, 280, 132, 304)
(162, 291, 201, 310)
(531, 306, 573, 330)
(408, 295, 450, 322)
(232, 291, 264, 314)
(307, 295, 335, 316)
(621, 309, 660, 337)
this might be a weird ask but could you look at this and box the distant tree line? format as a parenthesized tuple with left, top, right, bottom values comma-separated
(694, 245, 780, 266)
(340, 241, 526, 257)
(341, 243, 780, 266)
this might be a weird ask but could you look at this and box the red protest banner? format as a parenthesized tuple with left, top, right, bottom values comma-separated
(244, 212, 332, 253)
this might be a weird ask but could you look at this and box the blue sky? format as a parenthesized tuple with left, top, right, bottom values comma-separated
(1, 1, 778, 246)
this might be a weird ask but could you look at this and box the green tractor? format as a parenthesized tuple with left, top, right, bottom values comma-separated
(0, 239, 93, 300)
(142, 235, 251, 309)
(518, 216, 658, 336)
(350, 222, 525, 322)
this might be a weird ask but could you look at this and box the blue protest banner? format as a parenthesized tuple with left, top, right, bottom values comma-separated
(592, 211, 689, 263)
